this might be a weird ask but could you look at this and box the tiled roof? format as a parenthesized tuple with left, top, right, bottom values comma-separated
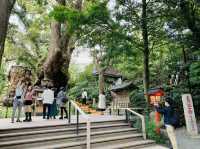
(111, 81, 137, 92)
(94, 67, 122, 78)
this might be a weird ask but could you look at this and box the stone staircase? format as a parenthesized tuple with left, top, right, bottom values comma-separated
(76, 102, 102, 115)
(0, 119, 158, 149)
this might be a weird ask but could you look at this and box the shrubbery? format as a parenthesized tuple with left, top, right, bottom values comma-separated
(146, 120, 166, 144)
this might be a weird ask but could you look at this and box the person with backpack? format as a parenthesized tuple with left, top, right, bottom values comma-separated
(155, 97, 179, 149)
(57, 87, 68, 119)
(11, 79, 25, 123)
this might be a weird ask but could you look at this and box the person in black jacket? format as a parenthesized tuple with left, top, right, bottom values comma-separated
(155, 97, 178, 149)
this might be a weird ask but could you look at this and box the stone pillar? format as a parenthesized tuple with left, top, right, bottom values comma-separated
(182, 94, 198, 136)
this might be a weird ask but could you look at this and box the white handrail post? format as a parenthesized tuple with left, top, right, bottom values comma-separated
(75, 106, 77, 115)
(86, 119, 91, 149)
(141, 116, 146, 139)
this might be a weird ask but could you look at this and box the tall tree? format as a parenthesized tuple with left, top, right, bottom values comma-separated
(0, 0, 16, 66)
(48, 1, 113, 90)
(141, 0, 150, 111)
(43, 0, 83, 88)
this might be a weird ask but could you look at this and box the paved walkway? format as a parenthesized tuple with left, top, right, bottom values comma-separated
(0, 115, 125, 130)
(176, 125, 200, 149)
(143, 126, 200, 149)
(142, 146, 168, 149)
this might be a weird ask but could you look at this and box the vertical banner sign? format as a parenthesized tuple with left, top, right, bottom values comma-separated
(182, 94, 198, 135)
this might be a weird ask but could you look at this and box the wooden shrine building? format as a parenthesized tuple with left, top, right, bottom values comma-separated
(110, 81, 137, 109)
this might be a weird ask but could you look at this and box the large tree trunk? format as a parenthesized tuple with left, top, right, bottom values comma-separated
(141, 0, 150, 112)
(92, 49, 105, 95)
(43, 20, 67, 88)
(0, 0, 16, 66)
(99, 68, 105, 94)
(42, 0, 82, 88)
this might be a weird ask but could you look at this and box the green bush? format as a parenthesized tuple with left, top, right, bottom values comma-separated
(129, 116, 142, 130)
(130, 90, 146, 108)
(146, 120, 166, 144)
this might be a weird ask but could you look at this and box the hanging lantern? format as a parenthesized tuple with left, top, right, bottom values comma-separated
(147, 88, 164, 105)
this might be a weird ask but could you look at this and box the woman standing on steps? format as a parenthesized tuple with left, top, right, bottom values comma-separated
(23, 85, 34, 122)
(57, 87, 68, 119)
(98, 91, 106, 115)
(11, 79, 26, 123)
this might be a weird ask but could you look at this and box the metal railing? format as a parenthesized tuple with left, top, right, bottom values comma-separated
(68, 100, 91, 149)
(125, 108, 146, 140)
(108, 107, 146, 140)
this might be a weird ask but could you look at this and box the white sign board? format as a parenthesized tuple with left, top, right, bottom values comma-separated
(182, 94, 198, 135)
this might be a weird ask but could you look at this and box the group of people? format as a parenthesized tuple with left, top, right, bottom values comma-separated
(11, 79, 68, 123)
(42, 86, 68, 120)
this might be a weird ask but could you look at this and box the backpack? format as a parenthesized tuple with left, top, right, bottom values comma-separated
(61, 96, 68, 103)
(57, 90, 68, 103)
(170, 108, 180, 128)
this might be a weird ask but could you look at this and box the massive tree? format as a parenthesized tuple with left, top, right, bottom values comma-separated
(43, 0, 83, 88)
(0, 0, 16, 66)
(46, 0, 112, 89)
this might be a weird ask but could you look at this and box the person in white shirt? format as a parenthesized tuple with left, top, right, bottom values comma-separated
(98, 92, 106, 115)
(41, 86, 54, 119)
(81, 89, 88, 104)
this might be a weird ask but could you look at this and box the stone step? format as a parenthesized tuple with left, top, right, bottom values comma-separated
(0, 116, 159, 149)
(0, 125, 136, 142)
(94, 140, 155, 149)
(0, 129, 142, 149)
(29, 133, 144, 149)
(136, 145, 169, 149)
(76, 102, 100, 114)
